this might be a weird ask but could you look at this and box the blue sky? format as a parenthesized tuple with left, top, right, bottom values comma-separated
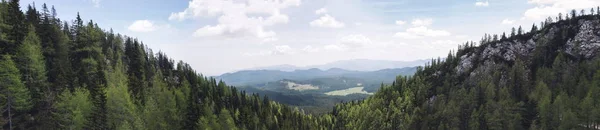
(20, 0, 600, 76)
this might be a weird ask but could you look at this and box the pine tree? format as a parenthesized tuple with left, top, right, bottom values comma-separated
(15, 25, 52, 128)
(0, 55, 33, 130)
(517, 26, 523, 36)
(124, 38, 147, 104)
(47, 22, 72, 92)
(24, 4, 39, 28)
(106, 61, 143, 129)
(559, 13, 563, 21)
(4, 0, 27, 55)
(510, 27, 516, 37)
(82, 22, 108, 130)
(493, 34, 498, 41)
(531, 24, 538, 33)
(218, 108, 239, 130)
(53, 88, 92, 130)
(68, 19, 108, 129)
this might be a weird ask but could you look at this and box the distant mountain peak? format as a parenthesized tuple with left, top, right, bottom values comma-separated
(244, 59, 428, 72)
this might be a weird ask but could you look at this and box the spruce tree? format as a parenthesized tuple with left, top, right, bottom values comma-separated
(68, 19, 107, 129)
(531, 24, 538, 33)
(53, 88, 92, 130)
(511, 27, 516, 37)
(124, 38, 147, 104)
(0, 55, 33, 130)
(4, 0, 26, 55)
(24, 4, 39, 28)
(47, 22, 72, 92)
(517, 26, 523, 36)
(15, 25, 53, 128)
(16, 25, 47, 104)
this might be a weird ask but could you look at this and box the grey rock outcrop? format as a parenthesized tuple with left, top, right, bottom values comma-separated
(456, 19, 600, 76)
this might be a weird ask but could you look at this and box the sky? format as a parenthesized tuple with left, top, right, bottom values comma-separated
(19, 0, 600, 76)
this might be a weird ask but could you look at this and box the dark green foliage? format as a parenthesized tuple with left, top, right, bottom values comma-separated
(3, 0, 26, 55)
(124, 38, 147, 104)
(0, 55, 32, 130)
(15, 25, 54, 129)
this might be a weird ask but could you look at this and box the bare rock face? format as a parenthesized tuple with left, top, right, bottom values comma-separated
(456, 53, 475, 74)
(458, 39, 535, 75)
(478, 39, 535, 63)
(566, 20, 600, 59)
(456, 19, 600, 75)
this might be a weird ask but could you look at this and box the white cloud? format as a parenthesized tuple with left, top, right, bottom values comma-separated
(91, 0, 101, 7)
(262, 37, 279, 43)
(427, 40, 461, 50)
(523, 6, 564, 20)
(394, 32, 422, 39)
(128, 20, 157, 32)
(192, 11, 287, 39)
(475, 1, 489, 7)
(310, 14, 345, 28)
(395, 19, 450, 39)
(394, 26, 451, 39)
(302, 45, 320, 52)
(319, 34, 372, 51)
(274, 45, 294, 55)
(395, 20, 406, 25)
(431, 40, 458, 45)
(411, 18, 433, 26)
(244, 45, 295, 56)
(527, 0, 562, 5)
(315, 8, 328, 15)
(501, 19, 515, 24)
(169, 0, 300, 41)
(339, 34, 372, 48)
(324, 44, 346, 51)
(522, 0, 600, 20)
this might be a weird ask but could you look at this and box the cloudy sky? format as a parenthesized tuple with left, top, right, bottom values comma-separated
(20, 0, 600, 76)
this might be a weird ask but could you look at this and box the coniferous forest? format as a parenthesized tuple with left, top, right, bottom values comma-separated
(1, 0, 600, 130)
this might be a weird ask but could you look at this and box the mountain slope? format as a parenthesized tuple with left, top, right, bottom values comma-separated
(0, 2, 331, 130)
(309, 59, 429, 71)
(217, 67, 417, 86)
(330, 13, 600, 129)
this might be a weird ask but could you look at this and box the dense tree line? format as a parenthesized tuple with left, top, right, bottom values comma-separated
(0, 1, 331, 129)
(329, 8, 600, 129)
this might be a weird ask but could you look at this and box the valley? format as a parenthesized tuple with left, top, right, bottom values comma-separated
(217, 67, 417, 114)
(324, 87, 373, 96)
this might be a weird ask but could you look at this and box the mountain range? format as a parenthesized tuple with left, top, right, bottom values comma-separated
(216, 67, 418, 86)
(247, 59, 429, 72)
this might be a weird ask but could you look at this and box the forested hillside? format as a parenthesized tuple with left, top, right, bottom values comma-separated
(2, 0, 600, 130)
(0, 1, 331, 129)
(330, 8, 600, 129)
